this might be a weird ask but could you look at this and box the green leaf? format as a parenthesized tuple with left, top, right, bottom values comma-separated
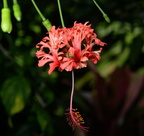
(0, 76, 31, 115)
(36, 108, 49, 131)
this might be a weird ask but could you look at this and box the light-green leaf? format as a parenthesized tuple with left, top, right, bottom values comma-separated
(1, 76, 31, 115)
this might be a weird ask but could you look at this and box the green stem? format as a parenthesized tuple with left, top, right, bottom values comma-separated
(93, 0, 105, 15)
(3, 0, 8, 8)
(13, 0, 17, 4)
(92, 0, 110, 23)
(31, 0, 46, 21)
(57, 0, 65, 27)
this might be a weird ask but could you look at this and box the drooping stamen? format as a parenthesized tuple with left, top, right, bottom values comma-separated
(65, 108, 89, 132)
(65, 70, 89, 132)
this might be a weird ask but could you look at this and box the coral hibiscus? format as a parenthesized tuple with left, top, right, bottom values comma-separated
(36, 22, 106, 74)
(35, 22, 106, 132)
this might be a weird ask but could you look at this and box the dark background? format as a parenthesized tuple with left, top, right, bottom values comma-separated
(0, 0, 144, 136)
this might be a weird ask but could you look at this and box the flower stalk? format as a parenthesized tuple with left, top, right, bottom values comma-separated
(57, 0, 65, 27)
(31, 0, 52, 31)
(3, 0, 8, 8)
(92, 0, 110, 23)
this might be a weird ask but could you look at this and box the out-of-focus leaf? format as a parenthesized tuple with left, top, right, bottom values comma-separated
(54, 105, 65, 116)
(35, 105, 53, 135)
(108, 67, 132, 110)
(36, 108, 49, 131)
(96, 21, 131, 38)
(0, 76, 31, 115)
(137, 96, 144, 109)
(96, 41, 122, 77)
(118, 72, 144, 125)
(8, 117, 13, 128)
(88, 61, 107, 120)
(129, 36, 143, 66)
(36, 90, 54, 108)
(43, 90, 55, 105)
(97, 59, 118, 77)
(14, 55, 24, 67)
(75, 71, 93, 90)
(117, 47, 130, 67)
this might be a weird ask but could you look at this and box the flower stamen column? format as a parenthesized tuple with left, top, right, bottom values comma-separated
(65, 70, 89, 131)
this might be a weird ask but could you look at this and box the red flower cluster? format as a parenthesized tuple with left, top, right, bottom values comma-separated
(36, 22, 106, 74)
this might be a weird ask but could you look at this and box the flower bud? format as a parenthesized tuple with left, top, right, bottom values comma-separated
(13, 4, 22, 21)
(103, 14, 110, 23)
(1, 8, 12, 33)
(42, 19, 52, 31)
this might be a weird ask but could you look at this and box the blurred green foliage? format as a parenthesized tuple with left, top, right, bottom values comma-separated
(0, 0, 144, 136)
